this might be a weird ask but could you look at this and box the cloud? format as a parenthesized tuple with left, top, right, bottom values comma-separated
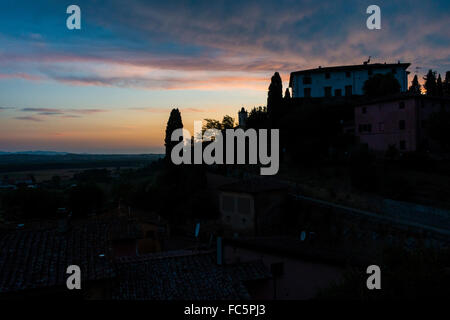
(0, 0, 448, 91)
(14, 116, 43, 122)
(20, 107, 108, 117)
(0, 73, 42, 81)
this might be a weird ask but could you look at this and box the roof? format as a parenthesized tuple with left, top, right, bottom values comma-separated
(219, 177, 288, 194)
(112, 250, 271, 300)
(289, 62, 411, 86)
(0, 217, 141, 294)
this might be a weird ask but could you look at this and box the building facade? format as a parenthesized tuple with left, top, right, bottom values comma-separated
(355, 95, 450, 153)
(218, 178, 288, 236)
(289, 62, 410, 98)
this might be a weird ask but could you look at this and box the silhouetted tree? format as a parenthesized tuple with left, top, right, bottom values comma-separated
(221, 115, 235, 129)
(284, 88, 291, 99)
(362, 73, 401, 97)
(267, 72, 283, 125)
(424, 69, 437, 96)
(202, 119, 222, 132)
(444, 71, 450, 96)
(164, 108, 183, 160)
(202, 115, 234, 132)
(409, 75, 421, 94)
(437, 74, 444, 96)
(246, 106, 269, 129)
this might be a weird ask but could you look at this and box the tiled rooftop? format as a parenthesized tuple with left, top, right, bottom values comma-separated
(0, 218, 271, 299)
(0, 217, 140, 294)
(113, 250, 270, 300)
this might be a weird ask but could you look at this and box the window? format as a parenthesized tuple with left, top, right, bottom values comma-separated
(399, 140, 406, 150)
(304, 88, 311, 98)
(325, 72, 330, 79)
(362, 107, 367, 114)
(303, 76, 312, 84)
(379, 122, 385, 132)
(324, 86, 332, 97)
(346, 71, 351, 78)
(345, 85, 352, 96)
(399, 120, 406, 130)
(335, 89, 342, 97)
(399, 101, 405, 109)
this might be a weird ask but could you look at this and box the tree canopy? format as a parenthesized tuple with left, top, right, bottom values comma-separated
(424, 69, 437, 96)
(409, 75, 421, 94)
(362, 73, 401, 97)
(267, 72, 283, 125)
(164, 108, 183, 159)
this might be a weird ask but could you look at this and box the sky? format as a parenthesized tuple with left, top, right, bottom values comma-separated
(0, 0, 449, 154)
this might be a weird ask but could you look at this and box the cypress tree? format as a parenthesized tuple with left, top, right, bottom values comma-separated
(423, 69, 437, 96)
(437, 74, 444, 96)
(409, 74, 421, 94)
(284, 88, 291, 99)
(443, 71, 450, 96)
(267, 72, 283, 125)
(164, 108, 183, 160)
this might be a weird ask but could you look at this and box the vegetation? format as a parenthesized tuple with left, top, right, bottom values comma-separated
(246, 106, 269, 129)
(202, 115, 235, 132)
(362, 73, 401, 97)
(409, 74, 421, 94)
(164, 108, 183, 159)
(424, 69, 437, 96)
(267, 72, 283, 125)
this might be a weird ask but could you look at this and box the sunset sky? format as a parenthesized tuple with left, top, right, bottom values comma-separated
(0, 0, 449, 153)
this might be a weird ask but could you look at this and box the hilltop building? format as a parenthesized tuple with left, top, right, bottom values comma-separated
(355, 94, 450, 153)
(289, 62, 410, 98)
